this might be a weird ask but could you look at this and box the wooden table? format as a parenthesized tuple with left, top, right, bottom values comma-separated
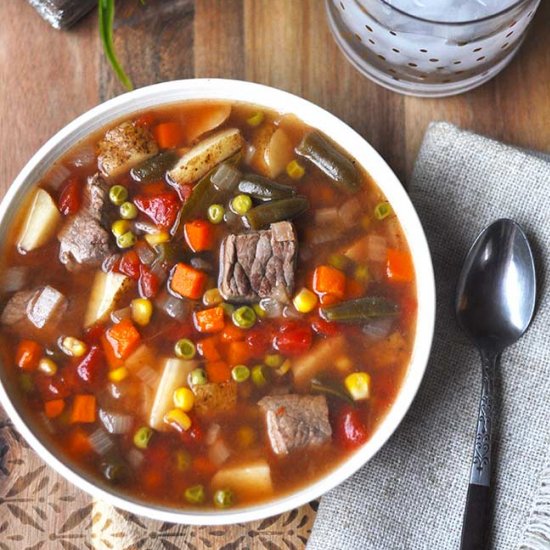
(0, 1, 548, 548)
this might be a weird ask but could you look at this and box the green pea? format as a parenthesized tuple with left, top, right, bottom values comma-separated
(213, 488, 233, 508)
(232, 306, 256, 329)
(174, 338, 196, 360)
(251, 365, 268, 387)
(116, 231, 137, 249)
(185, 484, 206, 504)
(109, 185, 128, 206)
(328, 253, 353, 272)
(231, 365, 250, 383)
(120, 201, 138, 220)
(189, 368, 207, 386)
(221, 302, 235, 316)
(207, 204, 225, 224)
(374, 201, 392, 220)
(231, 194, 253, 215)
(203, 288, 223, 307)
(264, 354, 283, 368)
(133, 426, 153, 449)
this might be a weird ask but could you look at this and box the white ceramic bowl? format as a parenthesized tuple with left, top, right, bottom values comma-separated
(0, 79, 435, 525)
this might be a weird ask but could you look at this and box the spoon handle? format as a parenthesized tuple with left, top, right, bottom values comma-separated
(460, 351, 498, 550)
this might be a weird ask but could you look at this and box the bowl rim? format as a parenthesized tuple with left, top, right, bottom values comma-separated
(0, 78, 435, 525)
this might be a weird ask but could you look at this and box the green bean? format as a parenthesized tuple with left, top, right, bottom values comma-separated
(243, 197, 309, 230)
(131, 151, 179, 183)
(296, 131, 361, 194)
(133, 426, 153, 449)
(154, 242, 181, 264)
(189, 368, 208, 386)
(238, 174, 296, 202)
(311, 378, 354, 404)
(320, 296, 399, 323)
(185, 484, 206, 504)
(213, 488, 234, 508)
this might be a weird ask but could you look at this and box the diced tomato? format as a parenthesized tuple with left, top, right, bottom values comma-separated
(35, 373, 71, 401)
(75, 345, 106, 387)
(83, 324, 105, 346)
(134, 112, 156, 128)
(118, 250, 141, 281)
(134, 192, 180, 230)
(311, 317, 339, 337)
(139, 265, 160, 299)
(246, 327, 273, 359)
(175, 184, 192, 203)
(58, 177, 81, 216)
(273, 322, 313, 356)
(180, 420, 203, 446)
(334, 405, 368, 450)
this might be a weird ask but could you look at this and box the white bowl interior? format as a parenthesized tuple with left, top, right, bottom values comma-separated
(0, 79, 435, 525)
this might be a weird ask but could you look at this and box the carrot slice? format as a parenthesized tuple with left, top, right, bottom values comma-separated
(44, 399, 65, 419)
(105, 319, 141, 361)
(220, 324, 245, 343)
(197, 336, 221, 362)
(206, 361, 231, 383)
(153, 122, 185, 149)
(386, 249, 414, 283)
(170, 263, 207, 300)
(70, 395, 96, 424)
(313, 265, 346, 299)
(68, 428, 93, 455)
(227, 341, 252, 366)
(184, 220, 214, 252)
(15, 340, 42, 371)
(194, 306, 225, 334)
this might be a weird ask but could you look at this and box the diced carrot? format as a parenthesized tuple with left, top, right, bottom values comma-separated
(170, 263, 207, 300)
(68, 428, 93, 456)
(206, 361, 231, 383)
(15, 340, 42, 371)
(197, 336, 221, 362)
(70, 394, 96, 424)
(194, 306, 225, 334)
(153, 122, 185, 149)
(44, 399, 65, 419)
(227, 341, 252, 366)
(313, 265, 346, 299)
(220, 324, 245, 343)
(101, 334, 124, 370)
(184, 220, 214, 252)
(105, 319, 142, 361)
(192, 456, 217, 476)
(386, 249, 414, 283)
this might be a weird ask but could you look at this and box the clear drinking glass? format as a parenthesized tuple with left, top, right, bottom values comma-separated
(325, 0, 541, 97)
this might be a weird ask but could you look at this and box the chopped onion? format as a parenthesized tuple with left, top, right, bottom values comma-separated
(339, 198, 362, 228)
(208, 438, 231, 466)
(38, 413, 55, 434)
(99, 409, 133, 434)
(366, 235, 388, 263)
(156, 292, 190, 321)
(150, 259, 168, 283)
(102, 253, 120, 273)
(271, 285, 291, 305)
(259, 297, 283, 318)
(190, 257, 213, 272)
(362, 317, 394, 340)
(89, 428, 114, 455)
(136, 242, 156, 265)
(205, 423, 221, 445)
(67, 144, 96, 169)
(136, 365, 158, 387)
(211, 163, 240, 191)
(283, 305, 303, 319)
(46, 163, 71, 190)
(134, 220, 158, 235)
(315, 207, 338, 226)
(111, 306, 132, 323)
(310, 226, 343, 245)
(244, 143, 256, 164)
(1, 266, 28, 293)
(127, 448, 144, 468)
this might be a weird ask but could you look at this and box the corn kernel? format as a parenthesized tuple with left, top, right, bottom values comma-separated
(236, 426, 256, 448)
(345, 372, 371, 401)
(131, 298, 153, 326)
(144, 231, 170, 245)
(108, 366, 129, 383)
(173, 387, 194, 412)
(292, 287, 318, 313)
(164, 408, 192, 431)
(111, 219, 131, 237)
(60, 336, 88, 358)
(286, 159, 305, 180)
(276, 359, 292, 376)
(38, 358, 57, 376)
(335, 356, 353, 372)
(354, 265, 370, 283)
(246, 111, 264, 127)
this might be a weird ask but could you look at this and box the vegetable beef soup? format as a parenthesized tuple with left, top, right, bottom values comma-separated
(0, 101, 416, 509)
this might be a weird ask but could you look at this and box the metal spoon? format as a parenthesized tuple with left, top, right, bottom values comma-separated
(455, 219, 536, 550)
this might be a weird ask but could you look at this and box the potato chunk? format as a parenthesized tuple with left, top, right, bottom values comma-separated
(211, 459, 273, 499)
(18, 189, 61, 252)
(84, 271, 131, 327)
(168, 128, 242, 185)
(98, 122, 158, 178)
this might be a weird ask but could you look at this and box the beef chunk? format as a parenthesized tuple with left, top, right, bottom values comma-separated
(193, 382, 238, 416)
(58, 174, 114, 271)
(258, 394, 332, 455)
(218, 221, 297, 303)
(1, 286, 66, 329)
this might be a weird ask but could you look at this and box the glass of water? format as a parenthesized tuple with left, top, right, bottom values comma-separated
(325, 0, 541, 97)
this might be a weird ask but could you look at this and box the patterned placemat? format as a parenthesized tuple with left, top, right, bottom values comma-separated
(0, 407, 315, 549)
